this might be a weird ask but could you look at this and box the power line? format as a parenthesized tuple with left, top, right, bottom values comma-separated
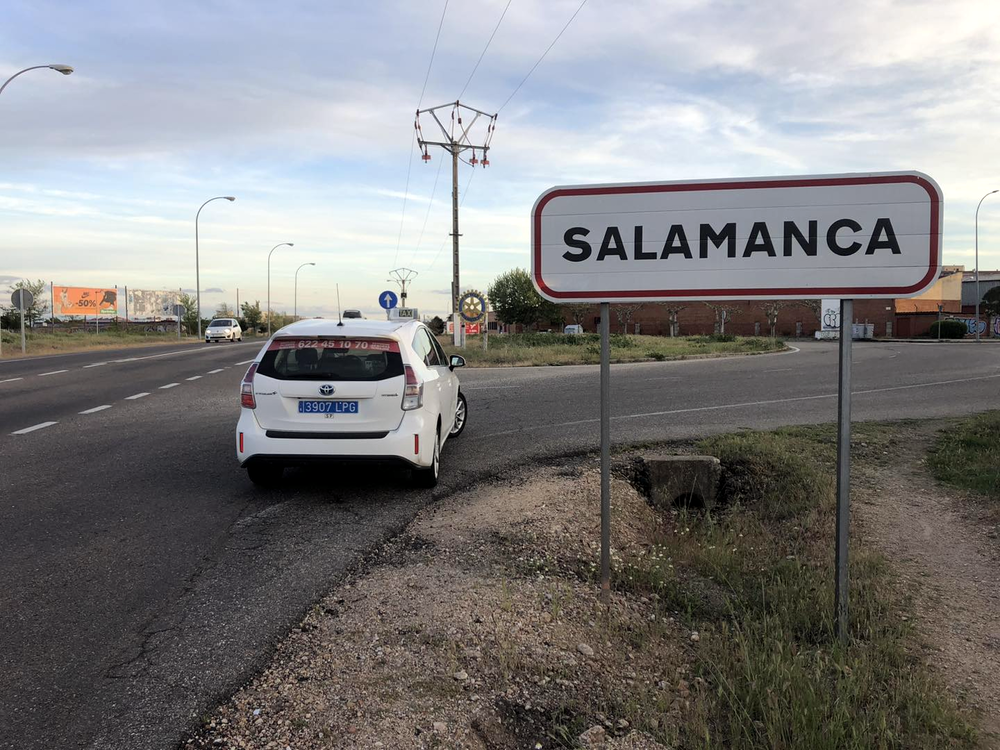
(497, 0, 588, 113)
(409, 152, 445, 266)
(392, 0, 451, 269)
(418, 0, 450, 108)
(458, 0, 513, 99)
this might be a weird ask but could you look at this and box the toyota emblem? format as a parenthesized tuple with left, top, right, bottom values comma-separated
(319, 384, 335, 396)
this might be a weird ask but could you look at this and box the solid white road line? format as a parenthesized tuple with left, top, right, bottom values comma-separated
(11, 421, 58, 435)
(38, 369, 69, 377)
(186, 375, 202, 381)
(125, 392, 150, 400)
(79, 405, 112, 415)
(207, 368, 224, 374)
(0, 377, 24, 384)
(159, 383, 180, 389)
(83, 362, 108, 369)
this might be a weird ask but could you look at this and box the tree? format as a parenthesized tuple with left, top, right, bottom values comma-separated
(178, 293, 199, 334)
(428, 315, 445, 335)
(757, 301, 789, 337)
(241, 300, 263, 333)
(613, 304, 644, 334)
(704, 302, 741, 335)
(2, 279, 49, 325)
(564, 303, 592, 328)
(982, 286, 1000, 319)
(488, 268, 547, 329)
(657, 303, 686, 337)
(215, 303, 235, 318)
(797, 299, 821, 322)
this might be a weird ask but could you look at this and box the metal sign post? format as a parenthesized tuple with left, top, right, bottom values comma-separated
(599, 302, 611, 603)
(834, 299, 853, 641)
(11, 289, 33, 355)
(531, 171, 944, 634)
(173, 303, 185, 340)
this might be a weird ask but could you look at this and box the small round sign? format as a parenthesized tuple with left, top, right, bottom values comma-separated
(173, 304, 186, 317)
(459, 290, 486, 323)
(378, 290, 398, 310)
(11, 289, 34, 309)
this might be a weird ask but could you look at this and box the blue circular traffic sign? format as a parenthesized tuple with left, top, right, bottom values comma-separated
(378, 290, 398, 310)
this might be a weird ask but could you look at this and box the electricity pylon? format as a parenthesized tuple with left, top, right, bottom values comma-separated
(387, 267, 418, 312)
(416, 101, 496, 345)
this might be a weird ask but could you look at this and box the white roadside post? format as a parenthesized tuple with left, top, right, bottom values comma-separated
(532, 172, 942, 637)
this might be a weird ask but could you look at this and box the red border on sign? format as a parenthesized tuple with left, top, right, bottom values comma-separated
(531, 174, 941, 300)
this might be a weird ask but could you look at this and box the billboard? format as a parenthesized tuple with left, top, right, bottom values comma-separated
(532, 172, 942, 302)
(54, 286, 118, 316)
(127, 289, 179, 320)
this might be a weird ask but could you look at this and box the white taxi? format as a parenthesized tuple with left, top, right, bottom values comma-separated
(206, 318, 243, 342)
(236, 318, 466, 487)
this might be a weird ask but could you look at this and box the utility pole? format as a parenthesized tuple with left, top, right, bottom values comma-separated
(387, 268, 419, 313)
(416, 101, 496, 346)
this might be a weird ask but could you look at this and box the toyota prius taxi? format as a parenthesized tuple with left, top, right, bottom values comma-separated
(236, 318, 467, 487)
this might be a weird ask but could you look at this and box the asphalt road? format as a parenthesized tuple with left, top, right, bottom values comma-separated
(1, 339, 998, 749)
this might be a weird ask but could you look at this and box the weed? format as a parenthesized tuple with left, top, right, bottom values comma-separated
(927, 411, 1000, 500)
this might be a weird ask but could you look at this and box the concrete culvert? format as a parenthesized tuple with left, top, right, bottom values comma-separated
(643, 455, 721, 513)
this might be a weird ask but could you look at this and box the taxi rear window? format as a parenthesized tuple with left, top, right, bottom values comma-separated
(256, 338, 403, 381)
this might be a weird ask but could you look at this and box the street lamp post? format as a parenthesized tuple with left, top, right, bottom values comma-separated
(195, 196, 236, 339)
(975, 190, 998, 343)
(294, 262, 316, 320)
(0, 64, 74, 96)
(267, 242, 294, 337)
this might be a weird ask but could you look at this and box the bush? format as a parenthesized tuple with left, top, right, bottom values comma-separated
(928, 319, 967, 339)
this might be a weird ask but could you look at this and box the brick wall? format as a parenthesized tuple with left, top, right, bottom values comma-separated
(563, 300, 896, 337)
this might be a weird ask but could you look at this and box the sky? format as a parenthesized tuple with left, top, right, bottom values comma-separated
(1, 0, 999, 320)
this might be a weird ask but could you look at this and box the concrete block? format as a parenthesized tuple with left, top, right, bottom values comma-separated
(645, 455, 721, 511)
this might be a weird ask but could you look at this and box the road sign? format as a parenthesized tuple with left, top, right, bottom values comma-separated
(173, 304, 185, 317)
(378, 291, 398, 310)
(530, 171, 944, 639)
(11, 289, 34, 308)
(466, 322, 481, 335)
(459, 290, 486, 322)
(531, 172, 942, 303)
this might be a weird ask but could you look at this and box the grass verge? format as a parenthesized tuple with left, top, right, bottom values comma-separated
(442, 332, 785, 367)
(616, 424, 977, 749)
(927, 411, 1000, 501)
(0, 328, 252, 359)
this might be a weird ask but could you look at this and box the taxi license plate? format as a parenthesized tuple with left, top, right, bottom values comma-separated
(298, 400, 358, 414)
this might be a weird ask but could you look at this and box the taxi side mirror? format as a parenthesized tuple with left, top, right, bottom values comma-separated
(449, 355, 466, 370)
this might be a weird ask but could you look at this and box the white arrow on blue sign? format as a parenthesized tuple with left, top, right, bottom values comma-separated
(378, 290, 398, 310)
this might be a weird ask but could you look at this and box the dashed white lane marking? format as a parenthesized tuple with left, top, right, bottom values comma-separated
(11, 421, 57, 435)
(765, 367, 794, 373)
(186, 375, 202, 381)
(236, 359, 256, 365)
(83, 362, 108, 369)
(38, 369, 68, 377)
(0, 377, 24, 384)
(79, 405, 112, 415)
(159, 383, 180, 389)
(207, 368, 224, 374)
(125, 392, 150, 400)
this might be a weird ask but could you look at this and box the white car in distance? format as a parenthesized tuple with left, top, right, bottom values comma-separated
(236, 318, 467, 487)
(206, 318, 243, 343)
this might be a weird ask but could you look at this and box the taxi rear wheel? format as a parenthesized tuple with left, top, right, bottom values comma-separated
(412, 428, 440, 488)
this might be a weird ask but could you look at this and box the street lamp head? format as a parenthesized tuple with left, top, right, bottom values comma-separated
(286, 242, 294, 247)
(307, 262, 316, 266)
(224, 196, 236, 202)
(48, 65, 74, 75)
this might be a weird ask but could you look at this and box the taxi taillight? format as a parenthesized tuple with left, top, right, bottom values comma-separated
(241, 363, 258, 409)
(402, 365, 423, 411)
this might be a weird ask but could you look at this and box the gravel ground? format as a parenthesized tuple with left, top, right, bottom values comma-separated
(187, 462, 695, 749)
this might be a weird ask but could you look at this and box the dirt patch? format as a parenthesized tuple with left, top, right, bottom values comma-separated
(187, 466, 692, 749)
(854, 425, 1000, 745)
